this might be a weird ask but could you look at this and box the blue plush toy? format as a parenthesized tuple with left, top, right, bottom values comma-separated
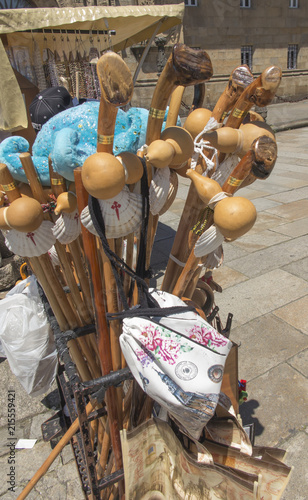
(0, 101, 180, 185)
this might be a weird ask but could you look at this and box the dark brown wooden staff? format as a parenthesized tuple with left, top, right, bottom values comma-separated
(146, 43, 213, 145)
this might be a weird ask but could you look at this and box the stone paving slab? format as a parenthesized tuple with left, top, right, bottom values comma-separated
(250, 197, 282, 212)
(288, 348, 308, 378)
(0, 359, 59, 428)
(280, 431, 308, 500)
(212, 265, 248, 290)
(265, 185, 308, 203)
(273, 295, 308, 335)
(230, 313, 308, 381)
(231, 229, 290, 252)
(226, 235, 308, 278)
(239, 363, 308, 447)
(270, 217, 308, 238)
(282, 256, 308, 281)
(214, 269, 308, 329)
(264, 199, 308, 221)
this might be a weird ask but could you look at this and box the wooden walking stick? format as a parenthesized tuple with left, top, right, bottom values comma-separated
(211, 64, 254, 123)
(17, 153, 103, 380)
(96, 51, 133, 155)
(161, 65, 253, 293)
(144, 44, 213, 276)
(19, 152, 89, 327)
(165, 85, 185, 128)
(171, 135, 275, 299)
(48, 157, 94, 319)
(75, 168, 124, 484)
(146, 43, 213, 145)
(180, 135, 277, 297)
(17, 400, 96, 500)
(225, 65, 282, 130)
(222, 135, 278, 194)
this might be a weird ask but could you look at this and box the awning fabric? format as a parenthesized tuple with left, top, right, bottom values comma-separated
(0, 4, 184, 130)
(0, 4, 184, 51)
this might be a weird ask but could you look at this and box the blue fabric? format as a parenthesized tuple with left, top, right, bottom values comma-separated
(0, 101, 180, 185)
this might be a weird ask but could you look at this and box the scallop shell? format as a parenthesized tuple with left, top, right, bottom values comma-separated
(48, 245, 61, 267)
(100, 186, 142, 238)
(149, 167, 170, 215)
(158, 169, 178, 216)
(52, 210, 81, 244)
(194, 225, 225, 258)
(5, 221, 56, 258)
(81, 185, 143, 239)
(80, 206, 98, 237)
(201, 245, 224, 270)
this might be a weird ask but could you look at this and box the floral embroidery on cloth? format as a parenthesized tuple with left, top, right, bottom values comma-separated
(187, 323, 229, 351)
(140, 324, 193, 365)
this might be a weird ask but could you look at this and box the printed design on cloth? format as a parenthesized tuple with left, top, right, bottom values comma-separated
(139, 324, 193, 366)
(187, 323, 229, 351)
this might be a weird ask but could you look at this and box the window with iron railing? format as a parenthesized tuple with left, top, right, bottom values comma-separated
(241, 46, 253, 69)
(185, 0, 198, 6)
(288, 44, 298, 69)
(289, 0, 299, 8)
(240, 0, 251, 8)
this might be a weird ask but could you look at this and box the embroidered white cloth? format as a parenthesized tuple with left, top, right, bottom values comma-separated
(120, 290, 232, 439)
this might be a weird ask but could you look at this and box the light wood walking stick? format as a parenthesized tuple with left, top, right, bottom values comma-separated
(161, 65, 255, 293)
(49, 157, 94, 319)
(17, 400, 96, 500)
(171, 135, 276, 299)
(144, 43, 213, 274)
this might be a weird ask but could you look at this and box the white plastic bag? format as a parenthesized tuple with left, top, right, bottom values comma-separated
(0, 276, 58, 396)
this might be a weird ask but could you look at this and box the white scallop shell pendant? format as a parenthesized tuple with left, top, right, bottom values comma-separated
(158, 169, 178, 216)
(80, 186, 143, 239)
(149, 166, 171, 215)
(99, 186, 142, 238)
(52, 210, 81, 244)
(48, 245, 61, 267)
(80, 206, 98, 236)
(201, 245, 224, 270)
(5, 221, 56, 258)
(194, 225, 225, 258)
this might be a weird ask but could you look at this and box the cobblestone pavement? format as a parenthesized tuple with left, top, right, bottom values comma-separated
(1, 124, 308, 499)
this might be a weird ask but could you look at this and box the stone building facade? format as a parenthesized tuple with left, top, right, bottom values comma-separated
(15, 0, 308, 112)
(182, 0, 308, 109)
(106, 0, 308, 113)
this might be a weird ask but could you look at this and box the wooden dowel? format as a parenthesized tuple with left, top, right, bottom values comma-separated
(0, 163, 21, 202)
(165, 85, 185, 128)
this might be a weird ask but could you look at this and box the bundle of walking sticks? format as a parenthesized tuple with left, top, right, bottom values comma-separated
(0, 43, 282, 499)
